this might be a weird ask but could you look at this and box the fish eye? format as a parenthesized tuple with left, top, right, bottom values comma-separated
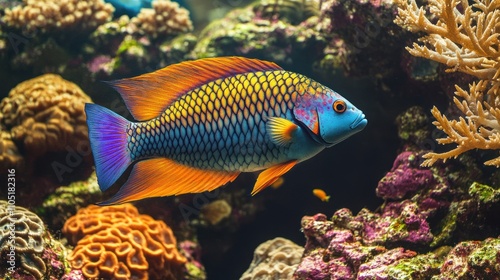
(333, 100, 346, 113)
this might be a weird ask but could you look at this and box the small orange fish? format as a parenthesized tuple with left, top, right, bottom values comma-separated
(313, 189, 330, 202)
(270, 177, 285, 189)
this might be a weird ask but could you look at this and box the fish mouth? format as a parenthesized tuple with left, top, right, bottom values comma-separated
(350, 113, 367, 130)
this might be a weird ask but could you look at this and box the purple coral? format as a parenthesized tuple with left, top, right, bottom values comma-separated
(295, 214, 356, 280)
(360, 200, 433, 245)
(376, 151, 434, 200)
(357, 248, 417, 279)
(61, 270, 85, 280)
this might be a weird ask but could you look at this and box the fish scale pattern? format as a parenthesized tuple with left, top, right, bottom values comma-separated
(126, 70, 322, 171)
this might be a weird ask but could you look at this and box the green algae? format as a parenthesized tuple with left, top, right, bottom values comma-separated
(37, 173, 101, 229)
(184, 262, 207, 280)
(116, 36, 143, 56)
(387, 253, 441, 279)
(468, 238, 500, 269)
(468, 182, 500, 203)
(430, 202, 458, 248)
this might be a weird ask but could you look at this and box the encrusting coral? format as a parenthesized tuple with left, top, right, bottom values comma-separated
(3, 0, 114, 34)
(395, 0, 500, 166)
(129, 0, 193, 39)
(39, 172, 102, 230)
(63, 204, 187, 280)
(0, 200, 69, 279)
(240, 237, 304, 280)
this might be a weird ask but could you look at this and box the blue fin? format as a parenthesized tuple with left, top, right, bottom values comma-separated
(85, 103, 131, 191)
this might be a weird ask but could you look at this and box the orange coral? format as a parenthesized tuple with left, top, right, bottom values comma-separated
(63, 204, 187, 280)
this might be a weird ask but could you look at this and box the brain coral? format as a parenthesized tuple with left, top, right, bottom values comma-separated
(0, 74, 94, 190)
(0, 200, 68, 279)
(3, 0, 114, 34)
(129, 0, 193, 39)
(0, 131, 23, 171)
(0, 74, 92, 158)
(240, 237, 304, 280)
(63, 204, 187, 280)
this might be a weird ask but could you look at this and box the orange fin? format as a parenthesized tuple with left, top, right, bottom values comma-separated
(99, 158, 239, 205)
(311, 112, 319, 135)
(107, 57, 283, 121)
(266, 117, 298, 146)
(252, 160, 298, 195)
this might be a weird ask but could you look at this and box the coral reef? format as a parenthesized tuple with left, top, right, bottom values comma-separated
(395, 0, 500, 166)
(292, 144, 500, 278)
(241, 237, 304, 280)
(395, 106, 432, 149)
(200, 199, 232, 226)
(316, 0, 407, 80)
(294, 212, 500, 279)
(431, 182, 500, 247)
(190, 0, 324, 65)
(63, 204, 189, 279)
(253, 0, 320, 25)
(438, 237, 500, 279)
(0, 131, 23, 171)
(0, 74, 91, 158)
(0, 74, 94, 196)
(0, 0, 194, 84)
(178, 240, 206, 280)
(129, 0, 193, 39)
(3, 0, 114, 34)
(38, 172, 102, 230)
(0, 200, 69, 279)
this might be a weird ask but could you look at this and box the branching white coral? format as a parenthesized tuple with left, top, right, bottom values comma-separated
(395, 0, 500, 82)
(395, 0, 500, 166)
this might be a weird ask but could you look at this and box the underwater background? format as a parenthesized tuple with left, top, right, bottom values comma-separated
(0, 0, 499, 279)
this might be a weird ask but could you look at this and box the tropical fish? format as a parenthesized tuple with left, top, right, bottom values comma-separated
(105, 0, 188, 17)
(270, 177, 285, 189)
(85, 57, 367, 205)
(313, 188, 330, 202)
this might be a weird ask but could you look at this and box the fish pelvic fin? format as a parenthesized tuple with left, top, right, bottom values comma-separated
(85, 103, 132, 191)
(252, 160, 298, 195)
(98, 158, 240, 205)
(106, 57, 283, 121)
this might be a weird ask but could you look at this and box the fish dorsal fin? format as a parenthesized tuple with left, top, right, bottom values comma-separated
(107, 57, 283, 121)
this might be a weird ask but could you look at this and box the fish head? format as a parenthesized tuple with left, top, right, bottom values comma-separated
(293, 89, 367, 146)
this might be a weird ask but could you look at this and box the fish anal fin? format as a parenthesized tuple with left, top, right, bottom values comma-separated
(108, 57, 283, 121)
(266, 117, 298, 146)
(99, 158, 239, 205)
(252, 160, 298, 195)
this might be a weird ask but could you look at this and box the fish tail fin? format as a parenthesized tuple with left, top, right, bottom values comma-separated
(85, 103, 132, 192)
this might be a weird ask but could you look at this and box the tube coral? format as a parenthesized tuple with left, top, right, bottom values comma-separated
(394, 0, 500, 166)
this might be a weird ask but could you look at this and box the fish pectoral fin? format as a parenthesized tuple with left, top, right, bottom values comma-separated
(266, 117, 298, 146)
(252, 160, 298, 195)
(98, 158, 239, 205)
